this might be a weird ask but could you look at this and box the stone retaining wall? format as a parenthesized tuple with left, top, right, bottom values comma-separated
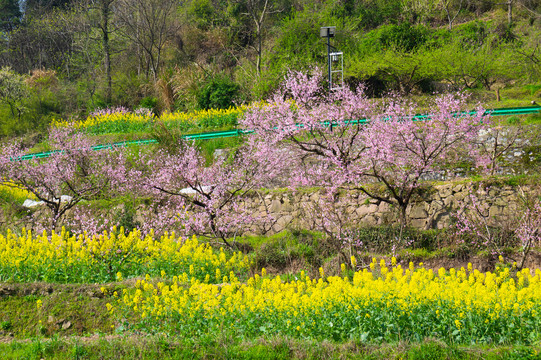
(242, 182, 533, 234)
(15, 181, 536, 235)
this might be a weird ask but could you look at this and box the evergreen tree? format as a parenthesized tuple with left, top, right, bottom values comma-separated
(0, 0, 22, 32)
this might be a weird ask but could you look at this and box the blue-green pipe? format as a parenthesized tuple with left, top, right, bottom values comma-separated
(12, 105, 541, 161)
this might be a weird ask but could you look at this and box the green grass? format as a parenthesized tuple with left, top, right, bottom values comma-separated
(1, 336, 540, 359)
(83, 111, 241, 136)
(237, 230, 327, 274)
(524, 84, 541, 96)
(0, 284, 115, 339)
(195, 136, 245, 165)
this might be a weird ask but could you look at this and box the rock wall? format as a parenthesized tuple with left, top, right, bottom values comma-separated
(242, 182, 532, 234)
(14, 181, 536, 236)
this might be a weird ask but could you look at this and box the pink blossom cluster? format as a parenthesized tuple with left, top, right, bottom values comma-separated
(454, 183, 541, 268)
(135, 137, 283, 245)
(1, 127, 127, 231)
(242, 69, 488, 227)
(5, 68, 537, 257)
(90, 106, 132, 117)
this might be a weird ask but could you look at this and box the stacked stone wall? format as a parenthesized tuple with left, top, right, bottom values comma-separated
(242, 183, 532, 234)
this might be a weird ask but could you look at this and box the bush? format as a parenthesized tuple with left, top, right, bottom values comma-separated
(197, 76, 240, 110)
(456, 20, 487, 48)
(357, 1, 402, 30)
(358, 23, 431, 56)
(139, 96, 158, 114)
(378, 22, 430, 52)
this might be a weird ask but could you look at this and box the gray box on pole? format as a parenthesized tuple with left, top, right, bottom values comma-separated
(320, 26, 335, 38)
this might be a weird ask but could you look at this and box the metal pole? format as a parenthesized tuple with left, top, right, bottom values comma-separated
(327, 36, 332, 90)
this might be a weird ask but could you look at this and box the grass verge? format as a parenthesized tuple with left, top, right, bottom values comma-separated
(1, 336, 540, 359)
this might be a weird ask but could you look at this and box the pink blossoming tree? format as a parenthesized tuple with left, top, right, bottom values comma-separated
(242, 69, 488, 229)
(455, 183, 541, 269)
(0, 128, 126, 231)
(139, 137, 283, 248)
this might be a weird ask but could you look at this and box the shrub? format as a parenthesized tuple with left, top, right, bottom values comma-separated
(198, 76, 240, 110)
(139, 96, 158, 114)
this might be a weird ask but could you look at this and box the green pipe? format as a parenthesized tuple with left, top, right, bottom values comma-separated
(13, 105, 541, 161)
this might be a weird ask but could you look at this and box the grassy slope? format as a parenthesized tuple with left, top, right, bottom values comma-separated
(1, 333, 540, 359)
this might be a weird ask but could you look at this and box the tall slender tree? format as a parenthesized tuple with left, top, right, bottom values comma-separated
(92, 0, 116, 104)
(116, 0, 178, 81)
(239, 0, 282, 76)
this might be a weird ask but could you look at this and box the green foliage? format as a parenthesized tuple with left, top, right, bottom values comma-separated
(356, 0, 403, 30)
(198, 76, 240, 110)
(0, 0, 539, 137)
(0, 288, 114, 340)
(113, 202, 140, 235)
(455, 20, 488, 48)
(0, 320, 12, 330)
(355, 22, 431, 58)
(354, 226, 442, 253)
(255, 235, 314, 270)
(507, 116, 520, 125)
(188, 0, 215, 29)
(109, 72, 149, 111)
(241, 230, 324, 272)
(0, 0, 21, 31)
(525, 84, 541, 96)
(194, 136, 244, 165)
(407, 341, 463, 360)
(0, 67, 27, 117)
(3, 337, 541, 359)
(351, 48, 429, 94)
(376, 22, 431, 52)
(138, 96, 158, 114)
(420, 39, 517, 90)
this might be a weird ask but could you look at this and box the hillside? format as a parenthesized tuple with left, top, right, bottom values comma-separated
(0, 0, 540, 139)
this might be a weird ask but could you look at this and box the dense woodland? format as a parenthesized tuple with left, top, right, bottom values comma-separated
(0, 0, 540, 137)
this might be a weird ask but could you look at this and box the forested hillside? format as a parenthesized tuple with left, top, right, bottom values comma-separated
(0, 0, 540, 137)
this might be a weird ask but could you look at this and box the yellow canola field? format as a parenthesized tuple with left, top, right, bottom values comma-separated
(52, 110, 150, 130)
(0, 181, 36, 202)
(0, 228, 250, 283)
(52, 106, 247, 130)
(159, 106, 246, 123)
(118, 257, 541, 332)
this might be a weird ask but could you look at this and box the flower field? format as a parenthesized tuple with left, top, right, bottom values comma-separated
(107, 255, 541, 345)
(52, 106, 246, 135)
(2, 71, 541, 358)
(0, 228, 250, 283)
(1, 227, 541, 356)
(0, 181, 36, 203)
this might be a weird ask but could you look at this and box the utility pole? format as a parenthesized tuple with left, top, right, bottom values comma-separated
(320, 26, 343, 91)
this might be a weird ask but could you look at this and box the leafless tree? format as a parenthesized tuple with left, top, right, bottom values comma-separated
(115, 0, 178, 81)
(241, 0, 282, 76)
(439, 0, 464, 30)
(517, 0, 541, 18)
(90, 0, 115, 103)
(496, 0, 540, 25)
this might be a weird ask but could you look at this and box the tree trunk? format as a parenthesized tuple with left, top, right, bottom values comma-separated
(256, 23, 262, 76)
(508, 0, 513, 25)
(101, 0, 112, 104)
